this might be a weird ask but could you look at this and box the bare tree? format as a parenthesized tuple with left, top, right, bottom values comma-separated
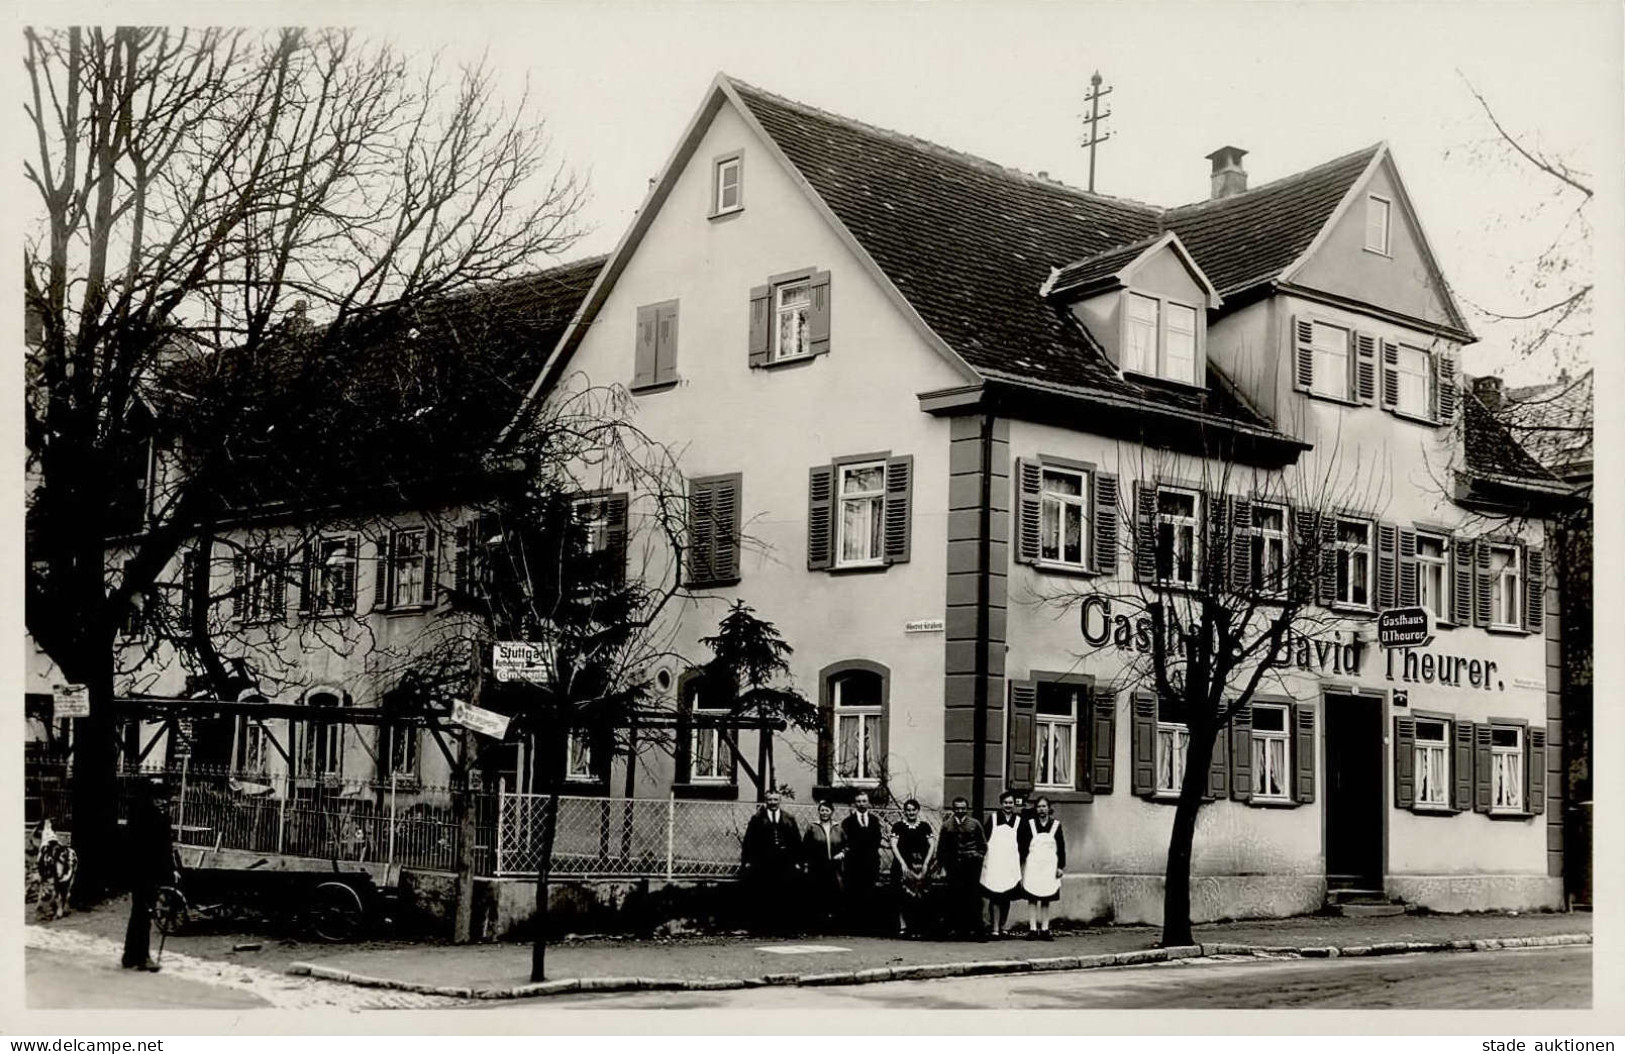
(24, 25, 585, 897)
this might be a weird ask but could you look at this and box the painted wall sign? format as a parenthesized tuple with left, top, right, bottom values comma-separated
(51, 683, 90, 720)
(1377, 607, 1434, 649)
(1077, 595, 1367, 676)
(1384, 647, 1503, 691)
(905, 619, 945, 634)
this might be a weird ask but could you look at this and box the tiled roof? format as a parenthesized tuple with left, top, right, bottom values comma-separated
(1498, 369, 1593, 480)
(1046, 236, 1165, 297)
(1461, 390, 1562, 486)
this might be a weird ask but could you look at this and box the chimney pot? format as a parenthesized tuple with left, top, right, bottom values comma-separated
(1474, 375, 1504, 411)
(1205, 145, 1249, 199)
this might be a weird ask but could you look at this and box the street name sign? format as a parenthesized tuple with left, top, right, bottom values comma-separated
(1377, 607, 1434, 649)
(451, 699, 512, 739)
(52, 683, 90, 719)
(493, 641, 551, 684)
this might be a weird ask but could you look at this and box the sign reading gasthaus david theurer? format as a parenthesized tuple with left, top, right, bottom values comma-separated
(493, 641, 551, 683)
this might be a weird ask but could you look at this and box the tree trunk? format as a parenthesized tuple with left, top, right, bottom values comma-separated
(1160, 727, 1217, 948)
(67, 633, 121, 904)
(530, 728, 561, 983)
(756, 726, 769, 802)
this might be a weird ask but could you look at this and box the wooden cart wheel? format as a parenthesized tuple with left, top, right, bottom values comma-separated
(153, 886, 188, 936)
(308, 881, 366, 943)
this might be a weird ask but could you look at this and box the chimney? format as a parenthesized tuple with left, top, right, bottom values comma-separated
(1473, 375, 1504, 411)
(1206, 145, 1249, 199)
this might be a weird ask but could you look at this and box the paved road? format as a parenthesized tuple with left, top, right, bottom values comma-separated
(514, 945, 1590, 1010)
(25, 948, 272, 1010)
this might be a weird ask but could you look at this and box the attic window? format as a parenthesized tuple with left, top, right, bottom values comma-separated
(712, 152, 744, 217)
(1365, 194, 1391, 255)
(1121, 292, 1201, 386)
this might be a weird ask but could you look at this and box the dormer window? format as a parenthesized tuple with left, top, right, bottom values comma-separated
(1365, 194, 1391, 255)
(1121, 292, 1201, 386)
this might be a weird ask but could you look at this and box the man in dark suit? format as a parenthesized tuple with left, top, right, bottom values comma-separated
(839, 791, 883, 933)
(122, 777, 178, 971)
(740, 789, 801, 934)
(935, 796, 987, 939)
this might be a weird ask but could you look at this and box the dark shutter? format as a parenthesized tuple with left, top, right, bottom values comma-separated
(807, 271, 832, 358)
(1074, 688, 1094, 803)
(1205, 493, 1228, 592)
(1292, 316, 1314, 392)
(1436, 351, 1459, 424)
(1230, 498, 1253, 593)
(712, 476, 741, 583)
(1093, 472, 1119, 575)
(1014, 458, 1041, 564)
(655, 301, 679, 384)
(1090, 689, 1115, 794)
(421, 529, 438, 605)
(1291, 507, 1318, 603)
(298, 546, 315, 616)
(1229, 704, 1252, 802)
(1473, 725, 1493, 813)
(1451, 535, 1474, 626)
(1205, 720, 1229, 800)
(453, 523, 471, 595)
(675, 677, 693, 782)
(1381, 340, 1400, 410)
(1354, 332, 1378, 404)
(1393, 714, 1416, 809)
(815, 678, 833, 785)
(1453, 720, 1475, 812)
(1134, 482, 1157, 584)
(604, 495, 629, 588)
(1317, 515, 1338, 607)
(374, 536, 392, 612)
(1006, 681, 1037, 793)
(336, 540, 357, 612)
(1377, 523, 1398, 610)
(1473, 541, 1492, 627)
(748, 284, 771, 367)
(1524, 548, 1545, 633)
(634, 304, 658, 387)
(807, 465, 834, 571)
(1527, 726, 1546, 815)
(233, 553, 247, 621)
(1130, 692, 1157, 797)
(1398, 528, 1419, 606)
(269, 547, 287, 621)
(687, 481, 715, 586)
(883, 455, 912, 564)
(1291, 703, 1316, 804)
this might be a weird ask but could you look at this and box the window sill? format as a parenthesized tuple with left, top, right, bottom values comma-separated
(1122, 368, 1206, 393)
(684, 576, 742, 590)
(1149, 791, 1182, 804)
(1486, 625, 1528, 637)
(673, 782, 740, 801)
(707, 206, 744, 222)
(753, 351, 824, 372)
(1409, 804, 1456, 816)
(1362, 247, 1393, 259)
(305, 608, 358, 621)
(382, 603, 434, 617)
(630, 378, 681, 395)
(1247, 795, 1298, 809)
(1034, 788, 1096, 804)
(1331, 603, 1375, 617)
(828, 562, 890, 577)
(1034, 561, 1099, 578)
(562, 779, 610, 797)
(1487, 809, 1533, 821)
(1388, 408, 1439, 427)
(1303, 390, 1362, 408)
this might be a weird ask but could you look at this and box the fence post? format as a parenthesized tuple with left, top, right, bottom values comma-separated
(495, 777, 506, 877)
(665, 792, 676, 880)
(388, 771, 399, 871)
(176, 756, 190, 843)
(277, 779, 287, 856)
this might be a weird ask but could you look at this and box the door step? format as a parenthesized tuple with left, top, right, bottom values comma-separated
(1324, 887, 1409, 917)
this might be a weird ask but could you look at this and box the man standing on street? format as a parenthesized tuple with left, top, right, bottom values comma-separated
(122, 777, 178, 971)
(839, 791, 883, 933)
(740, 789, 800, 934)
(935, 796, 986, 939)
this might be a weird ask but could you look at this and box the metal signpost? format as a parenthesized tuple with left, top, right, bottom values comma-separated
(492, 641, 552, 684)
(451, 698, 512, 739)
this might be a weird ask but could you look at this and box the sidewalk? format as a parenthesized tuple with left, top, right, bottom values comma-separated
(286, 910, 1591, 999)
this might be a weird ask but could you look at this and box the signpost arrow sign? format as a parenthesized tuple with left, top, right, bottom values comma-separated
(451, 698, 512, 739)
(1377, 607, 1434, 649)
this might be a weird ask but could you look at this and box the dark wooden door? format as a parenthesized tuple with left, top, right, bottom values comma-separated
(1324, 693, 1384, 888)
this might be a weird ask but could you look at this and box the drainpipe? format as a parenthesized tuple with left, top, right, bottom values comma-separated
(970, 412, 995, 820)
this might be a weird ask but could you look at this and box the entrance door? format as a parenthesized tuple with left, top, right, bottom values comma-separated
(1324, 693, 1384, 888)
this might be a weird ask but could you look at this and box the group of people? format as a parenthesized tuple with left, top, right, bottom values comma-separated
(739, 788, 1067, 939)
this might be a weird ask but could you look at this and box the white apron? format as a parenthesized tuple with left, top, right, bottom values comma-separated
(980, 817, 1023, 894)
(1021, 819, 1062, 901)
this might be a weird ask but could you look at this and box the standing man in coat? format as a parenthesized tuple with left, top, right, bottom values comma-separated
(839, 791, 883, 933)
(122, 777, 178, 971)
(935, 796, 987, 939)
(740, 789, 801, 934)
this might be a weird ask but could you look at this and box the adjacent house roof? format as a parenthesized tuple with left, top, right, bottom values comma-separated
(1460, 390, 1566, 489)
(1499, 369, 1593, 483)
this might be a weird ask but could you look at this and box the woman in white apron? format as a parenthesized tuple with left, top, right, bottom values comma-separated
(979, 790, 1023, 937)
(1018, 796, 1067, 939)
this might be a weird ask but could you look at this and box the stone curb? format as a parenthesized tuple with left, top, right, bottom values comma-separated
(285, 931, 1592, 1002)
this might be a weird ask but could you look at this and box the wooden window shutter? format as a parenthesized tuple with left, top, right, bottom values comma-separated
(686, 480, 716, 586)
(748, 284, 771, 367)
(421, 529, 438, 605)
(1230, 498, 1253, 593)
(232, 553, 247, 621)
(1093, 472, 1119, 575)
(269, 547, 288, 621)
(712, 477, 741, 583)
(1436, 351, 1459, 424)
(1453, 720, 1475, 812)
(807, 271, 832, 358)
(1524, 547, 1545, 633)
(1292, 316, 1314, 392)
(1006, 681, 1038, 793)
(676, 681, 694, 782)
(453, 523, 472, 596)
(633, 304, 659, 387)
(1381, 340, 1401, 410)
(1316, 515, 1338, 607)
(374, 536, 393, 611)
(298, 546, 315, 616)
(1291, 703, 1316, 804)
(1205, 493, 1228, 592)
(1205, 719, 1229, 800)
(1450, 535, 1474, 626)
(1354, 332, 1378, 405)
(1015, 458, 1042, 564)
(806, 465, 834, 571)
(655, 301, 679, 384)
(815, 678, 834, 785)
(1133, 482, 1158, 584)
(883, 455, 912, 564)
(1130, 691, 1157, 797)
(1527, 726, 1547, 815)
(1376, 523, 1399, 609)
(1229, 704, 1252, 802)
(604, 495, 630, 588)
(1393, 714, 1416, 809)
(1090, 689, 1115, 794)
(1290, 507, 1318, 603)
(1073, 689, 1094, 803)
(1473, 724, 1494, 813)
(1398, 528, 1419, 606)
(1473, 541, 1493, 627)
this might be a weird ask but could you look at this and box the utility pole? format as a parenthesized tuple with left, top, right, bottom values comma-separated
(1082, 71, 1113, 193)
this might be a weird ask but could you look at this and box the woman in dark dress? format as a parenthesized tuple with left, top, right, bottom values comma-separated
(802, 800, 845, 932)
(889, 798, 934, 937)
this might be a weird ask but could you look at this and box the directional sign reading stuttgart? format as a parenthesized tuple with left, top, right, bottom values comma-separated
(1377, 607, 1434, 649)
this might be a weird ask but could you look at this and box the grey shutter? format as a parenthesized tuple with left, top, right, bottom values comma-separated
(1291, 507, 1318, 603)
(1473, 541, 1492, 627)
(807, 271, 832, 358)
(1229, 704, 1252, 802)
(1291, 703, 1316, 804)
(232, 553, 247, 621)
(1436, 351, 1459, 424)
(1524, 548, 1545, 633)
(1130, 692, 1157, 797)
(1393, 714, 1416, 809)
(1206, 493, 1228, 592)
(1006, 681, 1037, 793)
(1354, 332, 1378, 404)
(806, 465, 834, 571)
(633, 304, 658, 387)
(1473, 725, 1493, 813)
(421, 529, 437, 605)
(883, 455, 912, 565)
(298, 545, 315, 616)
(1527, 727, 1546, 815)
(1377, 523, 1398, 609)
(675, 679, 693, 782)
(1090, 689, 1115, 794)
(453, 524, 471, 596)
(1015, 457, 1042, 564)
(1074, 688, 1094, 803)
(1205, 720, 1229, 800)
(1230, 498, 1253, 593)
(1453, 720, 1475, 812)
(1398, 528, 1419, 606)
(604, 495, 629, 588)
(269, 547, 288, 621)
(1134, 482, 1157, 584)
(1381, 340, 1400, 410)
(687, 480, 715, 586)
(1451, 536, 1474, 625)
(655, 301, 679, 384)
(1292, 316, 1314, 392)
(1093, 472, 1118, 575)
(336, 540, 357, 612)
(713, 477, 742, 583)
(1317, 515, 1338, 607)
(748, 284, 771, 366)
(374, 536, 392, 611)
